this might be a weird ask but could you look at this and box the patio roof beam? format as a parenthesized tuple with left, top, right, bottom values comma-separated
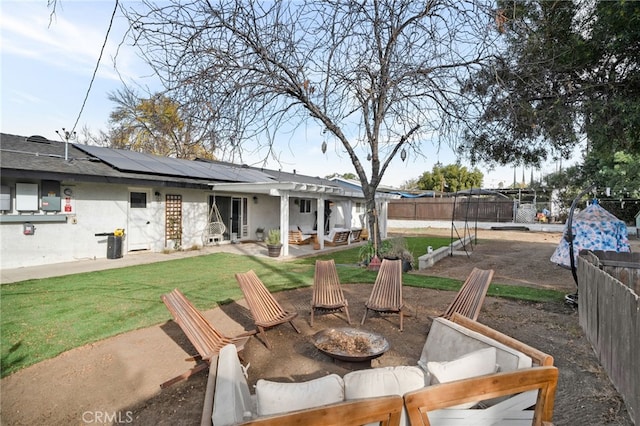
(208, 181, 346, 196)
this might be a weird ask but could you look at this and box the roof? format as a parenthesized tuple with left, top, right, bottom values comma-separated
(0, 133, 363, 198)
(0, 133, 213, 188)
(75, 144, 274, 183)
(196, 157, 338, 186)
(328, 177, 400, 200)
(452, 188, 511, 199)
(388, 191, 438, 198)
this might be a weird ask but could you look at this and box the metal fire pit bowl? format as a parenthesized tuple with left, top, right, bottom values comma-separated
(313, 327, 389, 362)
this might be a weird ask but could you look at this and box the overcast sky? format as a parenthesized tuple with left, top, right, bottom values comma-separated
(1, 1, 567, 188)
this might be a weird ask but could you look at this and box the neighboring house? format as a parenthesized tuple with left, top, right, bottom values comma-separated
(0, 133, 396, 269)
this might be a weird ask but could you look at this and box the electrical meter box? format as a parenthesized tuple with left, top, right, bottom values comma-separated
(0, 185, 10, 211)
(23, 223, 35, 235)
(41, 196, 61, 211)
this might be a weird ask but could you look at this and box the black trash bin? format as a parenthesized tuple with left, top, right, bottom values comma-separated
(107, 235, 123, 259)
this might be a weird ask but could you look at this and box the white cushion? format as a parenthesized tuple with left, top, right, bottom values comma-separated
(427, 347, 497, 384)
(325, 229, 336, 241)
(344, 366, 425, 426)
(426, 347, 498, 409)
(255, 374, 344, 416)
(343, 366, 425, 398)
(212, 344, 254, 425)
(419, 317, 532, 374)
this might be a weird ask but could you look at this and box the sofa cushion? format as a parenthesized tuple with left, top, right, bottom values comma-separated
(343, 366, 424, 398)
(427, 347, 498, 409)
(325, 229, 336, 241)
(343, 366, 425, 426)
(427, 347, 497, 385)
(418, 317, 532, 375)
(255, 374, 344, 417)
(212, 344, 254, 426)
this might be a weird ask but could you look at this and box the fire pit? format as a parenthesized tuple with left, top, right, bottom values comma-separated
(313, 327, 389, 362)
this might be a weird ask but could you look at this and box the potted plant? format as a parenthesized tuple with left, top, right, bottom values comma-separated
(380, 237, 414, 272)
(255, 227, 265, 241)
(265, 229, 282, 257)
(358, 240, 376, 266)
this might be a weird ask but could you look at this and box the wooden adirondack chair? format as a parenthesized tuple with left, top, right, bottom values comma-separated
(403, 366, 558, 426)
(160, 288, 248, 388)
(441, 267, 494, 321)
(235, 270, 300, 349)
(361, 258, 405, 331)
(288, 229, 312, 245)
(310, 259, 351, 326)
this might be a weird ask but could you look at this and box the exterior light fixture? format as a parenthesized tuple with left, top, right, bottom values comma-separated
(367, 153, 372, 161)
(400, 148, 407, 162)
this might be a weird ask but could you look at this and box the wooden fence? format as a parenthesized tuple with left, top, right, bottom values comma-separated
(577, 251, 640, 425)
(388, 198, 515, 222)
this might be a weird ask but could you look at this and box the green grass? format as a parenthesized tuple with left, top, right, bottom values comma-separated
(0, 237, 564, 377)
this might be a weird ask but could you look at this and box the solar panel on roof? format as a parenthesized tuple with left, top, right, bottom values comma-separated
(78, 146, 152, 173)
(74, 144, 274, 183)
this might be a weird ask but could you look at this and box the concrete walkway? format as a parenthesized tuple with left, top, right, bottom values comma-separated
(0, 240, 359, 284)
(0, 241, 296, 284)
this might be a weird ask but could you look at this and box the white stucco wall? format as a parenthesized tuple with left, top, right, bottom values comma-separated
(0, 179, 373, 269)
(0, 182, 218, 269)
(1, 182, 131, 269)
(252, 195, 281, 234)
(178, 190, 209, 250)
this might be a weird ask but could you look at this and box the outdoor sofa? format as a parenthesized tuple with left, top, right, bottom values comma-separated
(323, 228, 351, 246)
(201, 313, 557, 426)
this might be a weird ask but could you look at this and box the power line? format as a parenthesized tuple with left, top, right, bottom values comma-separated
(70, 0, 119, 134)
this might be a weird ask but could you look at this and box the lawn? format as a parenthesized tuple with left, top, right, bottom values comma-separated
(0, 236, 563, 377)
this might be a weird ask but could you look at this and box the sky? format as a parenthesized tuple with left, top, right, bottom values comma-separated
(1, 1, 569, 189)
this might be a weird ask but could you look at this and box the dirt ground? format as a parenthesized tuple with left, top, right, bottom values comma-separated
(0, 229, 636, 425)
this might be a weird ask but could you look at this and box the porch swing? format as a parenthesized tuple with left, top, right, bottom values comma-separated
(204, 200, 226, 245)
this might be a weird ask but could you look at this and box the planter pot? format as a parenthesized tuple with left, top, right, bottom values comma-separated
(267, 244, 282, 257)
(383, 256, 412, 272)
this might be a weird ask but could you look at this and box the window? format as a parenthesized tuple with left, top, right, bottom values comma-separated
(355, 202, 363, 214)
(299, 199, 312, 213)
(130, 192, 147, 208)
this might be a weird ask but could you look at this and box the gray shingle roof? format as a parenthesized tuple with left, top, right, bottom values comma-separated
(0, 133, 349, 193)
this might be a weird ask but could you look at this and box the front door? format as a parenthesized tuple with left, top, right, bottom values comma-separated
(128, 190, 152, 251)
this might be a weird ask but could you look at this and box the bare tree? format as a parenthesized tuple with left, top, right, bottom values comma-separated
(122, 0, 498, 240)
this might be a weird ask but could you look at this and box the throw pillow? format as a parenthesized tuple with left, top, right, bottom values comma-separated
(426, 347, 498, 409)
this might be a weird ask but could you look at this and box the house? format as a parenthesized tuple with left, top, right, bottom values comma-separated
(0, 133, 396, 269)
